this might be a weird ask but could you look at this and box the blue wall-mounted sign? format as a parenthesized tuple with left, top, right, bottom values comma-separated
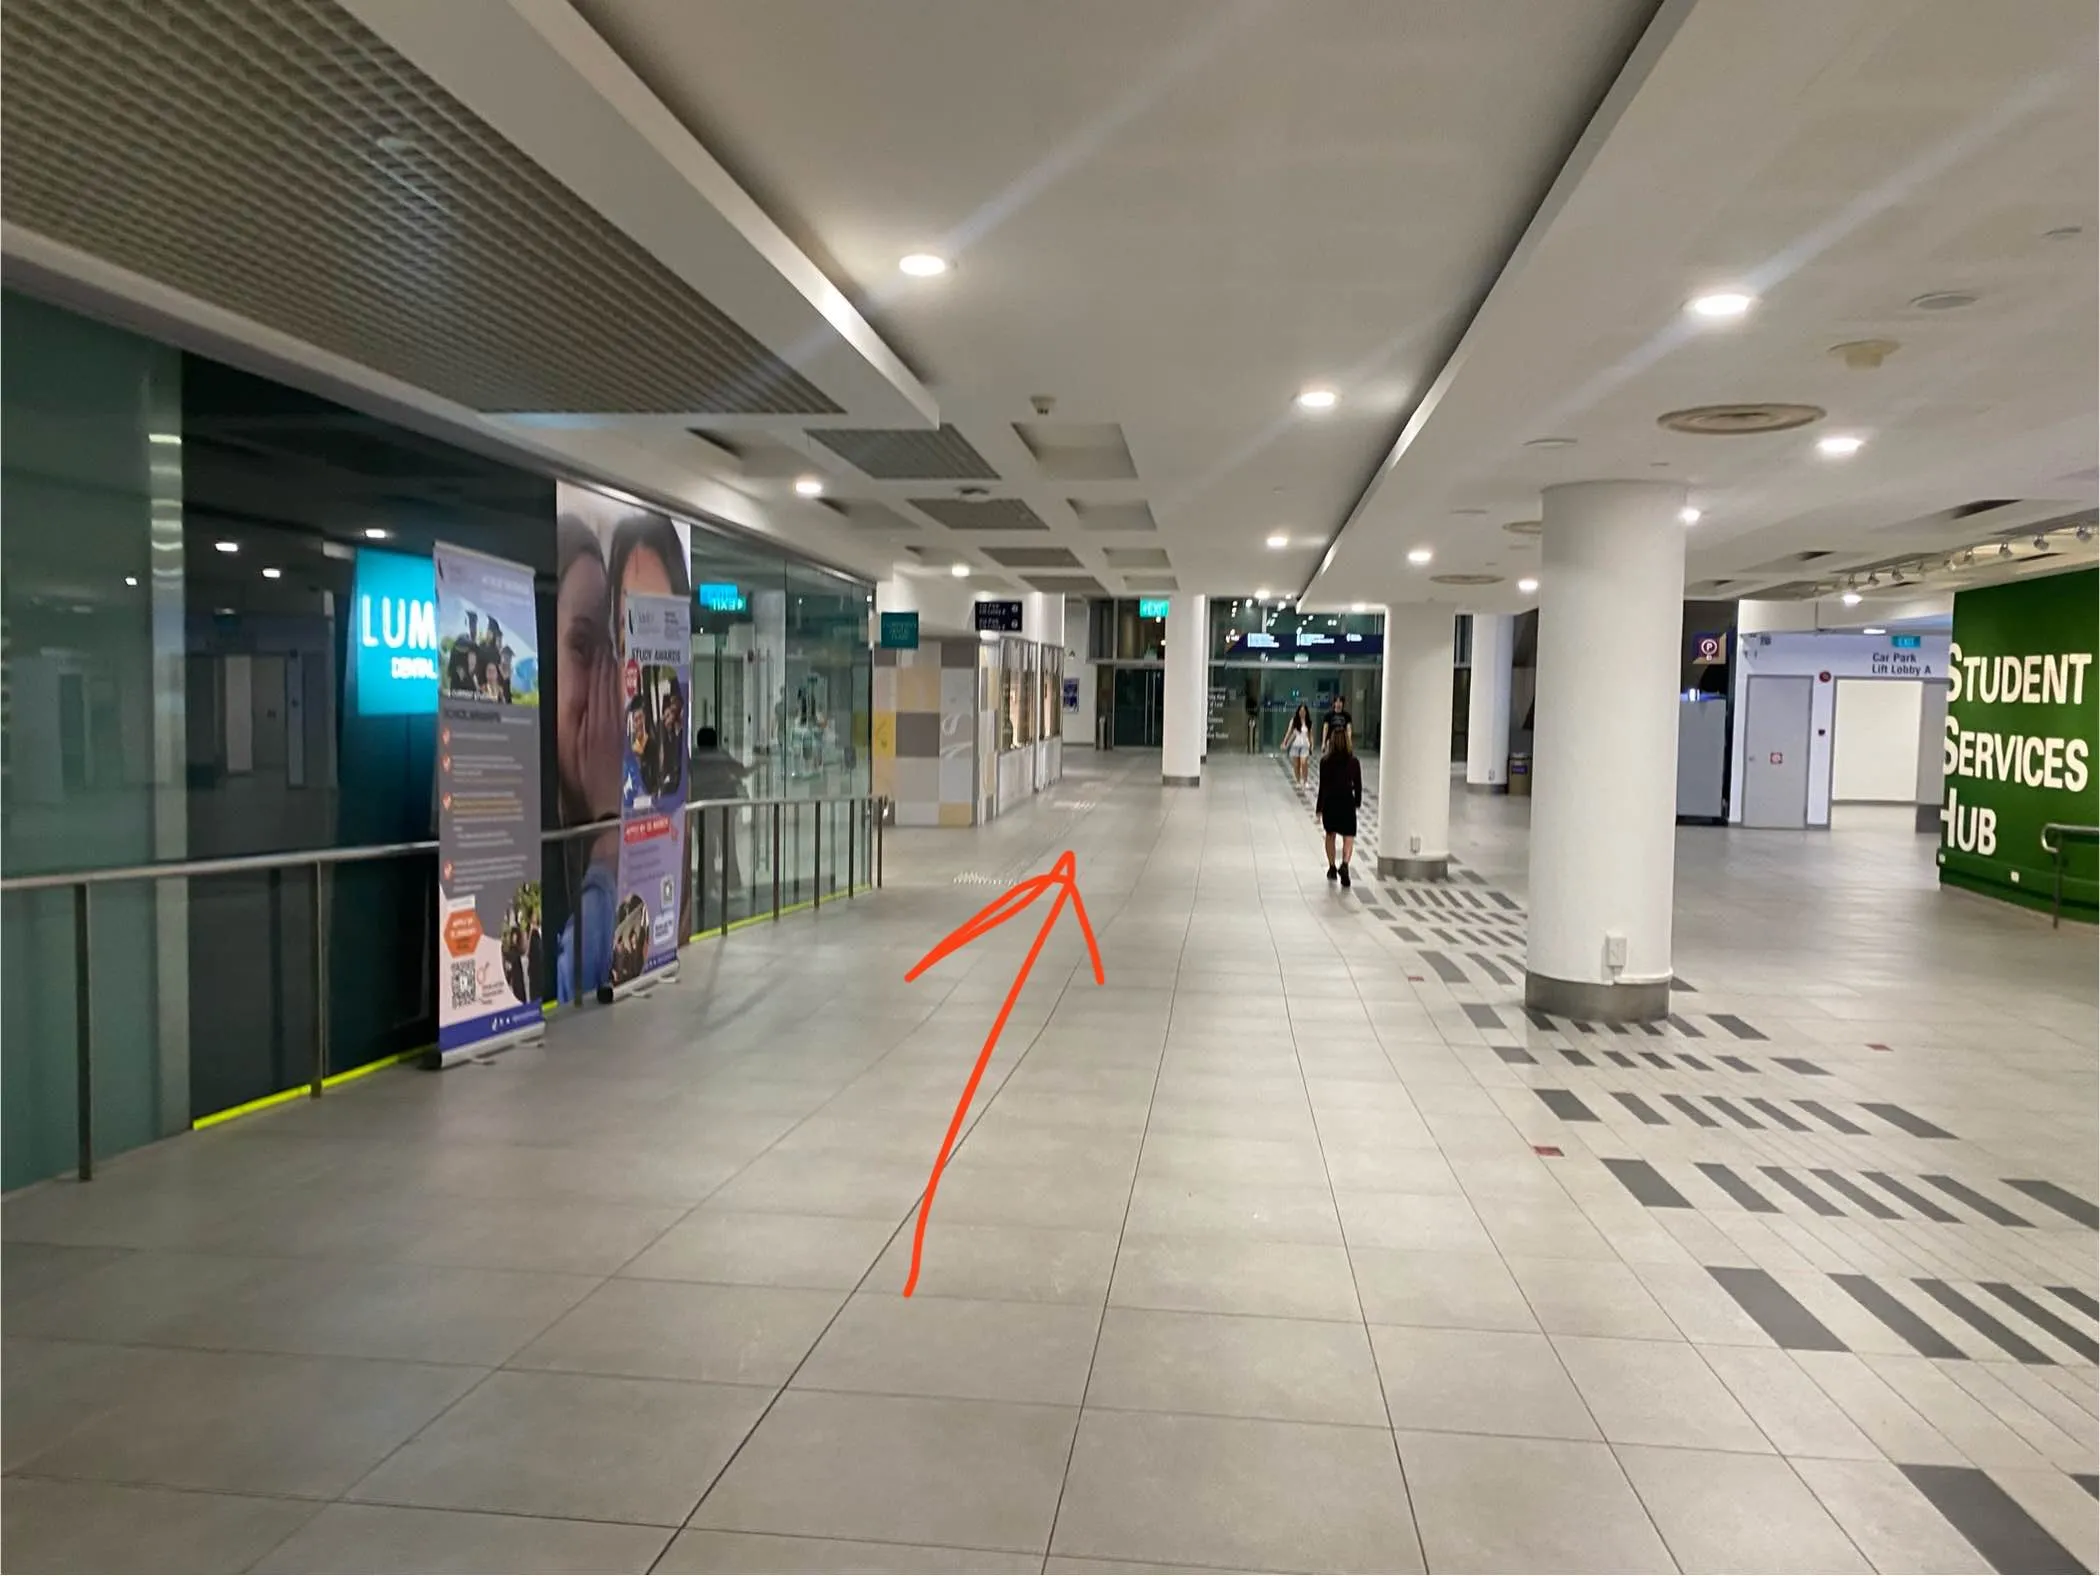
(879, 611, 920, 650)
(697, 581, 747, 614)
(352, 547, 439, 715)
(1890, 633, 1923, 649)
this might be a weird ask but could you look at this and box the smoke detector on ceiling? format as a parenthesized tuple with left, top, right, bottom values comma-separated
(1029, 395, 1056, 416)
(1829, 339, 1899, 371)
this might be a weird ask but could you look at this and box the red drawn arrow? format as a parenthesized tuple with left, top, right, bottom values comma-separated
(901, 849, 1103, 1297)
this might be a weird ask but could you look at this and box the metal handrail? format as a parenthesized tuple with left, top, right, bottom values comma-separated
(2040, 821, 2099, 929)
(4, 791, 886, 1183)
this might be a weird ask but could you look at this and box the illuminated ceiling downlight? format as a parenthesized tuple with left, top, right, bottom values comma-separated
(1657, 403, 1826, 436)
(0, 0, 840, 417)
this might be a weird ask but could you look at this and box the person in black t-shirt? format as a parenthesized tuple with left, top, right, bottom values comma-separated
(1321, 694, 1352, 750)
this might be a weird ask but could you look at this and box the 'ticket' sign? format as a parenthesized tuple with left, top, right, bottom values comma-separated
(1939, 567, 2098, 914)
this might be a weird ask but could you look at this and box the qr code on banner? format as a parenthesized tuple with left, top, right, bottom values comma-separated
(449, 960, 478, 1010)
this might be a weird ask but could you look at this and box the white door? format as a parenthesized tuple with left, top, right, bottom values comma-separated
(1742, 676, 1812, 829)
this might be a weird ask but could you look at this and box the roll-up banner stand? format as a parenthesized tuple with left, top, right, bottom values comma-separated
(433, 543, 547, 1066)
(605, 589, 691, 1001)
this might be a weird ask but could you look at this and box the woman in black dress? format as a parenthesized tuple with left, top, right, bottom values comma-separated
(1317, 724, 1363, 887)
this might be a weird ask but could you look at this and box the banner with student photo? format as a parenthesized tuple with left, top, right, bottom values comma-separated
(433, 543, 546, 1063)
(549, 481, 692, 1004)
(608, 591, 691, 997)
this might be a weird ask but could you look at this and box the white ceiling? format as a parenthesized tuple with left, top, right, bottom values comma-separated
(5, 0, 2091, 612)
(1311, 0, 2098, 613)
(565, 0, 1657, 596)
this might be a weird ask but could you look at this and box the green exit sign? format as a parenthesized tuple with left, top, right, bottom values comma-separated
(1138, 598, 1170, 619)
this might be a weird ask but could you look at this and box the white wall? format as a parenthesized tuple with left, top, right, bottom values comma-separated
(1729, 630, 1949, 825)
(1833, 679, 1924, 802)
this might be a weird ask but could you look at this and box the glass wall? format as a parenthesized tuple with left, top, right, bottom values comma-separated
(1, 293, 186, 1187)
(0, 290, 874, 1185)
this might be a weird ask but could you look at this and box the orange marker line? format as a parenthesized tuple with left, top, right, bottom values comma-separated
(902, 851, 1102, 1296)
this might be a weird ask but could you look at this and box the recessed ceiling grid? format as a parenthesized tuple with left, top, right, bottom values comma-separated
(807, 425, 998, 479)
(910, 498, 1051, 532)
(1, 0, 837, 416)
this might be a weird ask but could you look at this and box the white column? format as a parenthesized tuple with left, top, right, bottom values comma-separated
(1376, 603, 1455, 878)
(1161, 593, 1207, 785)
(1466, 612, 1515, 792)
(1526, 480, 1686, 1022)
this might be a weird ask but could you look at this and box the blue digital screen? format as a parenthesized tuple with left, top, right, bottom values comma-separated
(1890, 633, 1922, 649)
(351, 547, 439, 715)
(698, 581, 747, 613)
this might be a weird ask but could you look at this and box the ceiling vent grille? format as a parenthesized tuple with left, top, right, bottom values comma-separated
(910, 498, 1049, 532)
(809, 425, 998, 479)
(1102, 547, 1172, 569)
(982, 546, 1083, 568)
(0, 0, 838, 416)
(1121, 574, 1179, 592)
(1070, 500, 1158, 533)
(1021, 574, 1109, 595)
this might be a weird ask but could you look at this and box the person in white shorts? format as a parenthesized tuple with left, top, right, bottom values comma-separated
(1283, 702, 1314, 786)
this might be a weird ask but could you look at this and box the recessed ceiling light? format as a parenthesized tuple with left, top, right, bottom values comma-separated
(1840, 590, 1862, 607)
(261, 567, 282, 580)
(1350, 602, 1368, 613)
(1407, 548, 1433, 566)
(1679, 507, 1702, 525)
(1517, 577, 1539, 594)
(899, 253, 948, 277)
(1524, 437, 1576, 449)
(124, 576, 139, 587)
(950, 563, 970, 578)
(1817, 435, 1864, 457)
(1266, 532, 1289, 549)
(794, 476, 825, 498)
(214, 540, 238, 554)
(1998, 541, 2014, 558)
(1863, 627, 1887, 636)
(1255, 587, 1271, 599)
(1295, 388, 1338, 411)
(364, 527, 391, 540)
(1688, 291, 1755, 319)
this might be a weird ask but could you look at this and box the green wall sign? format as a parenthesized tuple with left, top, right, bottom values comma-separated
(878, 611, 920, 650)
(1137, 597, 1170, 619)
(1940, 567, 2097, 916)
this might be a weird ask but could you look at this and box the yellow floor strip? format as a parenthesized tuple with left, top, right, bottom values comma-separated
(191, 1048, 422, 1130)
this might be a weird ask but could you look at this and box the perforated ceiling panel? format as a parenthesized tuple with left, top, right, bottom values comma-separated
(809, 426, 998, 479)
(982, 546, 1082, 568)
(1023, 575, 1108, 596)
(911, 499, 1050, 532)
(1, 0, 838, 417)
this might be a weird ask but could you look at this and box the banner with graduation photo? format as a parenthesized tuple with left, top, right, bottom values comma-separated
(433, 543, 546, 1063)
(607, 590, 691, 998)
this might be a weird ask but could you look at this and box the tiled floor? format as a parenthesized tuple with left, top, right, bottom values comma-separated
(5, 751, 2095, 1574)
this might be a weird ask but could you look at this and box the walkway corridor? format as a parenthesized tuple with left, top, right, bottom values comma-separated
(4, 754, 2096, 1573)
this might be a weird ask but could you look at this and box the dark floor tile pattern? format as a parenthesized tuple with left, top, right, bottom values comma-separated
(1862, 1101, 1958, 1139)
(2006, 1178, 2100, 1230)
(1980, 1283, 2100, 1363)
(1900, 1465, 2088, 1575)
(1707, 1266, 1848, 1351)
(1601, 1157, 1691, 1208)
(1831, 1273, 1967, 1359)
(1923, 1174, 2033, 1228)
(1696, 1162, 1781, 1213)
(1913, 1279, 2056, 1364)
